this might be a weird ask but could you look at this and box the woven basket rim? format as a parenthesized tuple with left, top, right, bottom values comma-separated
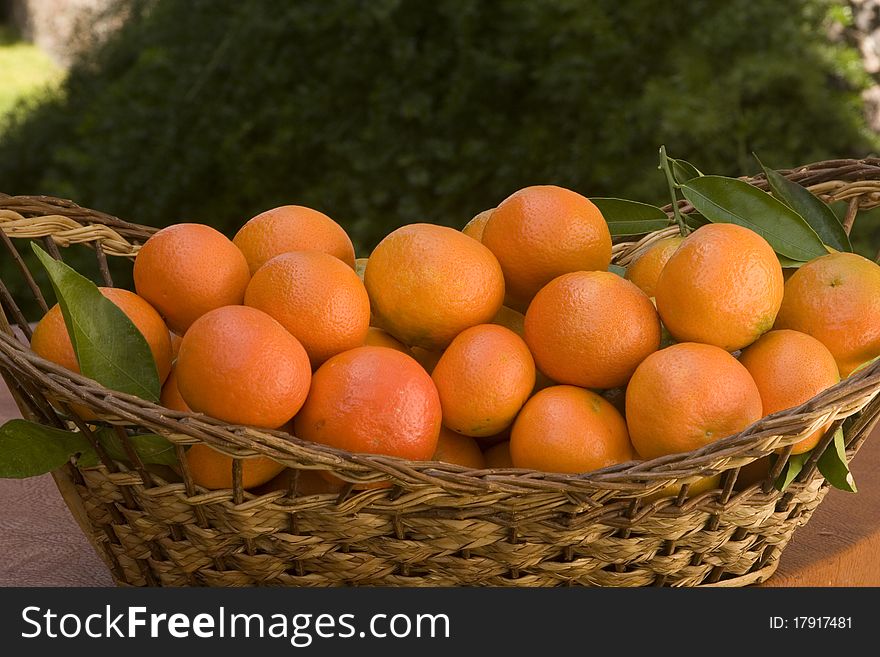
(2, 157, 880, 496)
(2, 328, 878, 492)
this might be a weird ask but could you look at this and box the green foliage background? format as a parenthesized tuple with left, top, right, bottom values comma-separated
(0, 0, 878, 283)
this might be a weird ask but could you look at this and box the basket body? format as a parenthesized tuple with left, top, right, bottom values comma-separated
(1, 161, 880, 587)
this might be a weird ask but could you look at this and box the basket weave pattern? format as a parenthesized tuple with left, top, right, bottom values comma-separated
(1, 159, 880, 587)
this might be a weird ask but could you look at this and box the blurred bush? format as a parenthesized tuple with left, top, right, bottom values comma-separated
(0, 0, 878, 265)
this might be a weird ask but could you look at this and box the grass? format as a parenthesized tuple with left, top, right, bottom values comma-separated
(0, 26, 63, 121)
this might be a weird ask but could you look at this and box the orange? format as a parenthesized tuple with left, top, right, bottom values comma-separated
(462, 209, 493, 241)
(624, 235, 684, 298)
(233, 204, 356, 275)
(432, 427, 486, 468)
(643, 474, 722, 503)
(626, 342, 763, 460)
(253, 468, 344, 496)
(31, 287, 172, 384)
(133, 223, 250, 334)
(176, 305, 311, 428)
(483, 441, 514, 468)
(432, 324, 535, 437)
(160, 363, 190, 412)
(482, 185, 612, 306)
(294, 346, 442, 461)
(364, 223, 505, 349)
(655, 223, 784, 351)
(524, 271, 660, 389)
(363, 327, 411, 355)
(184, 443, 284, 491)
(773, 252, 880, 377)
(510, 385, 635, 474)
(244, 251, 370, 367)
(739, 329, 840, 454)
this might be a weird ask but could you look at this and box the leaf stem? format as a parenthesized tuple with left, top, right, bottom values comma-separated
(659, 145, 688, 237)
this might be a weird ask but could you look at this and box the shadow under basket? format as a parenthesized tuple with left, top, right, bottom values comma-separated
(2, 160, 880, 587)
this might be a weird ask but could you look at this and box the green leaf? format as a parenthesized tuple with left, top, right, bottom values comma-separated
(0, 419, 95, 478)
(757, 157, 852, 253)
(778, 255, 806, 269)
(32, 243, 160, 403)
(608, 264, 627, 278)
(684, 211, 709, 230)
(591, 198, 671, 236)
(680, 176, 828, 262)
(818, 428, 857, 492)
(94, 428, 179, 467)
(669, 157, 703, 184)
(774, 452, 810, 492)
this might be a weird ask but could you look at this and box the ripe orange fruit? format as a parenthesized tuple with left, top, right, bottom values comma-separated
(253, 468, 343, 496)
(626, 342, 763, 460)
(160, 363, 190, 412)
(432, 324, 535, 437)
(294, 346, 442, 461)
(483, 441, 514, 468)
(233, 205, 356, 275)
(185, 443, 284, 491)
(244, 251, 370, 367)
(524, 271, 660, 389)
(655, 223, 784, 351)
(363, 327, 411, 355)
(510, 385, 635, 474)
(482, 185, 612, 306)
(365, 223, 505, 349)
(773, 252, 880, 377)
(31, 287, 172, 384)
(624, 235, 684, 298)
(643, 474, 722, 502)
(462, 209, 493, 241)
(133, 223, 250, 334)
(739, 329, 840, 454)
(432, 427, 486, 468)
(176, 306, 311, 428)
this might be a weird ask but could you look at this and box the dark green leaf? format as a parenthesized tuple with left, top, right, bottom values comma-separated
(818, 428, 856, 492)
(591, 198, 671, 236)
(684, 211, 709, 230)
(608, 264, 627, 278)
(680, 176, 827, 262)
(774, 452, 810, 491)
(670, 157, 703, 184)
(778, 255, 806, 269)
(0, 419, 94, 478)
(32, 244, 160, 402)
(94, 428, 179, 467)
(758, 158, 852, 253)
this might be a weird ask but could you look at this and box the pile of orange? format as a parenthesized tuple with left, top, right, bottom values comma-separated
(30, 187, 880, 493)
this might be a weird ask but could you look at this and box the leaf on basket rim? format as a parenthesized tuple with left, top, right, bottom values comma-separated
(817, 427, 856, 493)
(31, 243, 160, 403)
(0, 419, 94, 478)
(756, 155, 853, 254)
(608, 264, 627, 278)
(94, 428, 179, 467)
(669, 156, 704, 185)
(590, 197, 671, 236)
(774, 452, 810, 492)
(679, 176, 828, 262)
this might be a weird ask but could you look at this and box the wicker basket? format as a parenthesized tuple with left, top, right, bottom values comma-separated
(1, 159, 879, 588)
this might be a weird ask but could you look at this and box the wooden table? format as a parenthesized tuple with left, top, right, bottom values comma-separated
(0, 377, 878, 587)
